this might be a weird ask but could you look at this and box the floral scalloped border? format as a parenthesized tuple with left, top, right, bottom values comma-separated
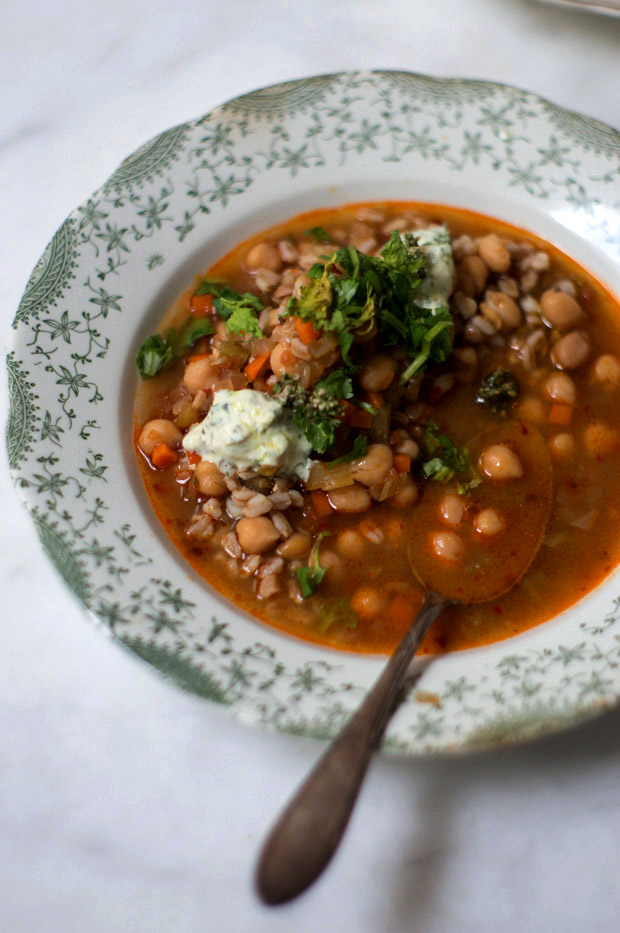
(7, 71, 620, 754)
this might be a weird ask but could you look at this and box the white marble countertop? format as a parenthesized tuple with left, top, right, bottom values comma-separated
(3, 1, 620, 930)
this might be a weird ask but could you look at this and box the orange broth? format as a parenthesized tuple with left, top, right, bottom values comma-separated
(134, 202, 620, 655)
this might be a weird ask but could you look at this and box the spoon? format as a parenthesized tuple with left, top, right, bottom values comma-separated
(256, 421, 552, 905)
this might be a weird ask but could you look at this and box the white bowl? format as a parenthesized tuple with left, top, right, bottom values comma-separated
(8, 71, 620, 754)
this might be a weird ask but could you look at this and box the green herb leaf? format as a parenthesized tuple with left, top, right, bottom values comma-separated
(421, 421, 481, 492)
(379, 231, 426, 288)
(136, 317, 215, 379)
(273, 374, 345, 455)
(476, 369, 520, 412)
(328, 435, 368, 468)
(136, 335, 174, 378)
(210, 286, 264, 337)
(316, 366, 358, 399)
(305, 226, 331, 243)
(296, 531, 332, 598)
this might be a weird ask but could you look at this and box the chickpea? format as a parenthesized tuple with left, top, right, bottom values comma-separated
(431, 531, 463, 562)
(551, 331, 591, 370)
(474, 508, 505, 535)
(194, 460, 227, 497)
(245, 242, 282, 273)
(480, 444, 523, 480)
(236, 516, 280, 554)
(328, 484, 372, 513)
(183, 357, 218, 394)
(270, 342, 299, 378)
(352, 444, 394, 487)
(540, 288, 584, 331)
(459, 255, 489, 294)
(396, 438, 420, 459)
(544, 372, 576, 406)
(583, 421, 619, 458)
(439, 493, 464, 526)
(388, 475, 419, 508)
(483, 291, 521, 330)
(549, 433, 575, 459)
(336, 529, 366, 559)
(592, 354, 620, 387)
(359, 354, 397, 391)
(477, 233, 511, 273)
(351, 587, 387, 619)
(276, 531, 311, 560)
(138, 419, 182, 456)
(517, 396, 546, 424)
(317, 549, 342, 580)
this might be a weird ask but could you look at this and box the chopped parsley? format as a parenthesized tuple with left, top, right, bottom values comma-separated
(476, 369, 520, 412)
(296, 531, 331, 598)
(136, 317, 215, 378)
(305, 226, 331, 243)
(421, 422, 481, 493)
(284, 231, 453, 374)
(273, 374, 347, 455)
(316, 366, 358, 400)
(193, 280, 264, 338)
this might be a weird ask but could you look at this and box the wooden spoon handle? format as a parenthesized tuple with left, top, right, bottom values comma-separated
(255, 591, 449, 905)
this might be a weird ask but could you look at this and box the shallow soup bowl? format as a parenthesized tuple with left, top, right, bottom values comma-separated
(8, 71, 620, 755)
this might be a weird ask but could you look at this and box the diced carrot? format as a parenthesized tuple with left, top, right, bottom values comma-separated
(151, 443, 178, 469)
(187, 353, 212, 363)
(393, 454, 411, 473)
(548, 404, 573, 425)
(339, 399, 355, 422)
(190, 293, 215, 315)
(244, 351, 271, 382)
(386, 596, 416, 629)
(363, 391, 384, 410)
(186, 450, 201, 465)
(294, 316, 320, 345)
(311, 490, 333, 519)
(348, 409, 373, 429)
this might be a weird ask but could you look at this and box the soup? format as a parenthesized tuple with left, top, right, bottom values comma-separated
(133, 202, 620, 655)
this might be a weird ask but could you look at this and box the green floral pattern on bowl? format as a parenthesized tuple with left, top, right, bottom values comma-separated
(7, 71, 620, 755)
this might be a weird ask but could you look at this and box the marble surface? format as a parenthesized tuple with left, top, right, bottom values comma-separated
(3, 1, 620, 930)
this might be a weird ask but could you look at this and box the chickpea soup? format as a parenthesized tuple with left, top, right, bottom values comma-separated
(133, 202, 620, 655)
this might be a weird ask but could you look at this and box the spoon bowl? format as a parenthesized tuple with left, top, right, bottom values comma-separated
(407, 420, 552, 604)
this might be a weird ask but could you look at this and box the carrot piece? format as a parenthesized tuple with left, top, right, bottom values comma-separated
(244, 351, 271, 382)
(294, 316, 320, 345)
(548, 404, 573, 425)
(187, 352, 212, 363)
(151, 443, 178, 469)
(393, 454, 411, 473)
(311, 490, 333, 519)
(348, 409, 373, 429)
(186, 450, 201, 465)
(190, 293, 214, 315)
(386, 596, 416, 629)
(363, 391, 384, 410)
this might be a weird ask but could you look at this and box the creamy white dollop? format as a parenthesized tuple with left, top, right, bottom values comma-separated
(408, 224, 455, 310)
(182, 389, 312, 480)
